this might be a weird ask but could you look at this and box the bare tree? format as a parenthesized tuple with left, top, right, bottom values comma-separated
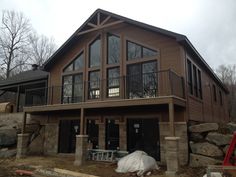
(28, 32, 56, 66)
(0, 10, 32, 78)
(216, 64, 236, 120)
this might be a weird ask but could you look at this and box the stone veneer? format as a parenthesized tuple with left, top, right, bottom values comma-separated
(159, 122, 188, 165)
(16, 133, 30, 158)
(44, 123, 59, 155)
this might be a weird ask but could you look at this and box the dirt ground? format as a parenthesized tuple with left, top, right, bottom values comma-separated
(0, 155, 206, 177)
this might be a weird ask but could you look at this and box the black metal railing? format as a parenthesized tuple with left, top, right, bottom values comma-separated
(24, 70, 185, 107)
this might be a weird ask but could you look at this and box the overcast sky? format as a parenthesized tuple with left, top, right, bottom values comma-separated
(0, 0, 235, 69)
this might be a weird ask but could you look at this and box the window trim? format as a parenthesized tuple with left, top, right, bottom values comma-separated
(107, 67, 120, 98)
(62, 50, 84, 73)
(213, 84, 217, 102)
(62, 73, 83, 104)
(88, 36, 101, 68)
(126, 40, 158, 61)
(187, 58, 202, 99)
(107, 33, 121, 65)
(88, 70, 100, 99)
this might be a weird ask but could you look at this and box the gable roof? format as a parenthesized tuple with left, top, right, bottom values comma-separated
(0, 69, 48, 88)
(43, 9, 228, 93)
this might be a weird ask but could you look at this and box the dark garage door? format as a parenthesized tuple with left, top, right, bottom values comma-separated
(58, 119, 80, 153)
(127, 118, 160, 160)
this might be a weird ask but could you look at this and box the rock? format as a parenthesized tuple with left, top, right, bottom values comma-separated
(189, 123, 219, 133)
(189, 153, 222, 167)
(206, 132, 232, 146)
(226, 123, 236, 134)
(189, 132, 204, 141)
(190, 142, 223, 157)
(0, 128, 17, 146)
(0, 148, 16, 158)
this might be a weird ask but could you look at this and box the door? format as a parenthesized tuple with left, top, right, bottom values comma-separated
(86, 119, 99, 149)
(105, 119, 119, 150)
(127, 118, 160, 160)
(58, 119, 80, 153)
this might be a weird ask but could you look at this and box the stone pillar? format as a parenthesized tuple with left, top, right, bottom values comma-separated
(16, 133, 30, 158)
(98, 122, 105, 149)
(74, 135, 88, 166)
(165, 137, 180, 177)
(118, 122, 127, 151)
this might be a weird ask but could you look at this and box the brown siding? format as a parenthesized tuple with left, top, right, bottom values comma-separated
(185, 53, 229, 123)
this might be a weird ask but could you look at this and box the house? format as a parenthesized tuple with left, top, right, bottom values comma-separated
(0, 9, 229, 169)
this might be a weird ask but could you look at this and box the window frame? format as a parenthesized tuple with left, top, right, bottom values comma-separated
(187, 58, 202, 100)
(107, 33, 121, 65)
(88, 70, 100, 99)
(62, 73, 83, 104)
(126, 40, 158, 61)
(107, 67, 120, 98)
(63, 51, 84, 73)
(89, 36, 101, 68)
(126, 60, 158, 98)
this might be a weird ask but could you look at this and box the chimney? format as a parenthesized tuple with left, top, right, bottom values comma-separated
(32, 64, 39, 71)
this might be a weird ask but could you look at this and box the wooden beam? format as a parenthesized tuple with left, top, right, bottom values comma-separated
(87, 22, 97, 28)
(21, 112, 27, 134)
(169, 102, 175, 136)
(77, 20, 123, 36)
(100, 16, 111, 26)
(97, 13, 100, 25)
(80, 108, 85, 135)
(16, 85, 20, 112)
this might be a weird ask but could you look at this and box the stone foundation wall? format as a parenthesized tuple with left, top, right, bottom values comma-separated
(188, 122, 236, 167)
(159, 122, 188, 165)
(44, 123, 59, 155)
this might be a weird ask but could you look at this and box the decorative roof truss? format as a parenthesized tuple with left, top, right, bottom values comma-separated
(77, 12, 123, 36)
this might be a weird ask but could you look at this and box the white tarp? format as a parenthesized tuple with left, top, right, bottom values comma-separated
(115, 150, 159, 176)
(203, 173, 222, 177)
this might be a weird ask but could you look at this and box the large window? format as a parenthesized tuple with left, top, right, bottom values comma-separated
(88, 71, 100, 99)
(127, 61, 157, 98)
(219, 90, 223, 105)
(187, 60, 193, 94)
(187, 59, 202, 99)
(213, 84, 217, 102)
(62, 74, 83, 103)
(107, 34, 120, 64)
(64, 52, 84, 72)
(89, 37, 101, 68)
(127, 41, 157, 60)
(107, 67, 120, 97)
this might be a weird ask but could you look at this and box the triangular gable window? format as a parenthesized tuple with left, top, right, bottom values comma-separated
(63, 52, 84, 72)
(127, 41, 157, 60)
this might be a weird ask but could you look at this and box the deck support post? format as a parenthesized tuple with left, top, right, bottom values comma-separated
(74, 108, 88, 166)
(21, 112, 27, 134)
(74, 135, 88, 166)
(16, 85, 20, 112)
(168, 102, 175, 136)
(165, 137, 180, 176)
(16, 133, 29, 158)
(80, 108, 85, 135)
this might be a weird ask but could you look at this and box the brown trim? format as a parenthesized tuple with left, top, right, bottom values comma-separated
(24, 96, 186, 113)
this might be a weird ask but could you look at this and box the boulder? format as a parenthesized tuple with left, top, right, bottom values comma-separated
(190, 142, 223, 157)
(189, 153, 222, 167)
(226, 123, 236, 134)
(206, 132, 232, 146)
(189, 123, 219, 133)
(189, 132, 204, 142)
(0, 128, 17, 146)
(0, 148, 16, 158)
